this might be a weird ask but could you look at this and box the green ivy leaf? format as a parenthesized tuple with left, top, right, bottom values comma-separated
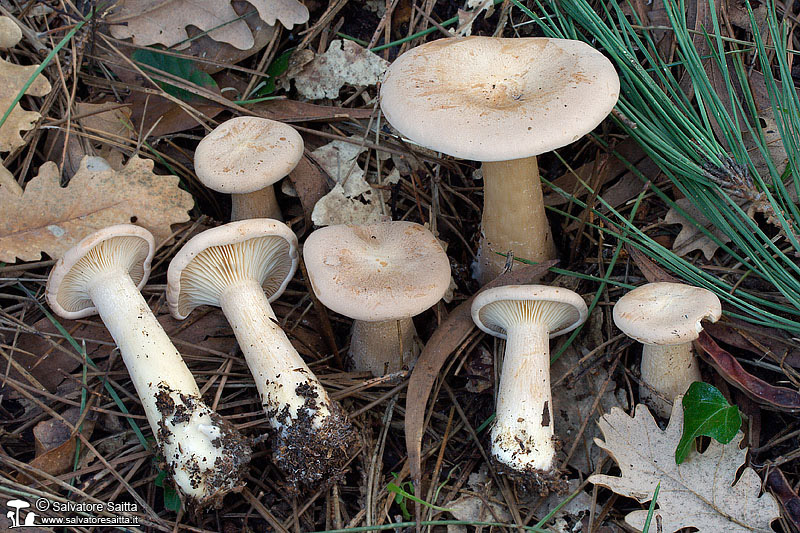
(162, 484, 181, 512)
(254, 48, 294, 97)
(132, 48, 218, 103)
(675, 382, 742, 464)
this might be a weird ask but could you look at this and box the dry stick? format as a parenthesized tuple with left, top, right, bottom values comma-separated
(241, 489, 290, 533)
(423, 406, 455, 533)
(367, 395, 398, 526)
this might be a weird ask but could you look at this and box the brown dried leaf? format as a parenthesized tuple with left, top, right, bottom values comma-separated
(27, 408, 94, 478)
(288, 155, 330, 226)
(0, 155, 193, 262)
(0, 54, 51, 152)
(590, 401, 780, 532)
(0, 164, 21, 194)
(664, 197, 731, 259)
(291, 40, 388, 100)
(75, 102, 134, 169)
(107, 0, 308, 49)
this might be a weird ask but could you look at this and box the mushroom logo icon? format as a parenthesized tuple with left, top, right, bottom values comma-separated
(5, 499, 37, 528)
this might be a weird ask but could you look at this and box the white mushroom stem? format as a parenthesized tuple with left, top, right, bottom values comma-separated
(87, 268, 248, 504)
(231, 186, 282, 221)
(218, 279, 335, 431)
(349, 317, 418, 376)
(476, 156, 556, 284)
(639, 342, 702, 418)
(492, 322, 556, 473)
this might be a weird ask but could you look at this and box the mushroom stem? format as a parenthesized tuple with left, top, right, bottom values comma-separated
(493, 322, 556, 475)
(231, 186, 282, 221)
(218, 279, 355, 485)
(476, 156, 556, 284)
(640, 342, 701, 418)
(349, 317, 418, 376)
(88, 269, 249, 506)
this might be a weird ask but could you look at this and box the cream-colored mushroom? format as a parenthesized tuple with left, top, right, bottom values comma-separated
(380, 37, 620, 283)
(46, 225, 250, 507)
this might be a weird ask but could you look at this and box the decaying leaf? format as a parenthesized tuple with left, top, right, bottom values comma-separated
(589, 400, 780, 532)
(75, 102, 134, 169)
(456, 0, 495, 36)
(446, 494, 511, 533)
(0, 155, 193, 262)
(291, 40, 388, 99)
(26, 408, 95, 478)
(0, 164, 21, 194)
(107, 0, 308, 49)
(664, 197, 731, 259)
(0, 31, 51, 152)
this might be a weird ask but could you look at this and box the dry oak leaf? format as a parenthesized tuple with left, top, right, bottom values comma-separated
(0, 51, 51, 152)
(291, 40, 389, 99)
(107, 0, 309, 50)
(664, 197, 730, 259)
(589, 400, 779, 532)
(0, 155, 193, 262)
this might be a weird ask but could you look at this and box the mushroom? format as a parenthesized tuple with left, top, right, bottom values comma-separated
(166, 219, 357, 486)
(380, 37, 620, 283)
(613, 282, 722, 418)
(471, 285, 587, 488)
(194, 116, 304, 221)
(46, 225, 251, 507)
(303, 221, 451, 377)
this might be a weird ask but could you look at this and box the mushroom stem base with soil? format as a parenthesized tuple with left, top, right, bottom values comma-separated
(476, 156, 556, 284)
(640, 342, 702, 419)
(231, 186, 282, 221)
(492, 322, 558, 484)
(349, 317, 418, 376)
(89, 269, 250, 506)
(219, 280, 355, 486)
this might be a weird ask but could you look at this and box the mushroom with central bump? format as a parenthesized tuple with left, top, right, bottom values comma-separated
(167, 219, 357, 487)
(380, 37, 620, 283)
(303, 221, 451, 377)
(46, 225, 251, 508)
(194, 116, 304, 221)
(471, 284, 587, 490)
(613, 282, 722, 418)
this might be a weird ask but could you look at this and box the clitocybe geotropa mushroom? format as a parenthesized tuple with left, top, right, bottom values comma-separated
(472, 285, 587, 489)
(167, 219, 357, 486)
(613, 282, 722, 418)
(303, 221, 451, 377)
(46, 225, 251, 507)
(380, 37, 620, 283)
(194, 116, 304, 221)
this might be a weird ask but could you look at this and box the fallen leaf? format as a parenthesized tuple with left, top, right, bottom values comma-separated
(696, 330, 800, 412)
(247, 98, 374, 122)
(664, 197, 731, 259)
(446, 494, 511, 533)
(0, 164, 21, 194)
(456, 0, 495, 36)
(766, 468, 800, 531)
(589, 400, 780, 532)
(25, 407, 95, 478)
(76, 102, 134, 169)
(288, 155, 330, 226)
(703, 318, 800, 368)
(310, 183, 390, 226)
(108, 0, 308, 50)
(676, 382, 741, 464)
(0, 155, 193, 262)
(291, 40, 388, 100)
(0, 38, 51, 152)
(624, 244, 682, 284)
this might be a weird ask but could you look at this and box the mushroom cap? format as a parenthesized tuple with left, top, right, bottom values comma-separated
(46, 224, 155, 320)
(613, 282, 722, 345)
(194, 116, 304, 194)
(471, 285, 587, 340)
(380, 36, 620, 162)
(303, 221, 451, 322)
(167, 219, 299, 319)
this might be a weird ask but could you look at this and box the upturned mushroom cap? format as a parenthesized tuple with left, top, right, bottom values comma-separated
(194, 116, 304, 194)
(46, 224, 154, 320)
(303, 221, 451, 322)
(472, 285, 587, 340)
(380, 36, 620, 162)
(167, 219, 299, 319)
(613, 282, 722, 345)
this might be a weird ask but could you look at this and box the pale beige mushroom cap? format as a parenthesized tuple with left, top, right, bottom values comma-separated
(46, 224, 154, 319)
(303, 221, 451, 322)
(613, 282, 722, 345)
(472, 285, 587, 340)
(167, 219, 299, 319)
(380, 36, 620, 162)
(194, 116, 304, 194)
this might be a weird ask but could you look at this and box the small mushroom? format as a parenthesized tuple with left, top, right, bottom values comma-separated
(613, 282, 722, 418)
(380, 37, 620, 283)
(194, 116, 304, 221)
(46, 225, 251, 507)
(303, 221, 451, 377)
(167, 219, 357, 487)
(471, 285, 587, 489)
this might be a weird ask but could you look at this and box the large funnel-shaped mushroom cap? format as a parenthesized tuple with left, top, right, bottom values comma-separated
(167, 219, 299, 319)
(613, 282, 722, 346)
(46, 224, 154, 320)
(380, 36, 620, 162)
(472, 285, 587, 340)
(303, 221, 451, 322)
(194, 116, 304, 194)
